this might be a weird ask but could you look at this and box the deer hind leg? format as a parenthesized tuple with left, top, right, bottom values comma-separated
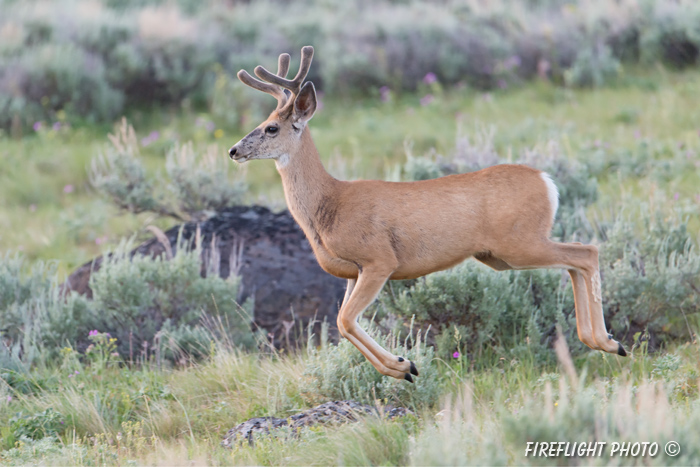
(337, 268, 418, 382)
(492, 241, 626, 356)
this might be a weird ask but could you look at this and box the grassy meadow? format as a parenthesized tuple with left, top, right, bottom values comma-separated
(0, 64, 699, 465)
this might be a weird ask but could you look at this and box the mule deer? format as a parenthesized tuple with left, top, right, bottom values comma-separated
(228, 46, 627, 382)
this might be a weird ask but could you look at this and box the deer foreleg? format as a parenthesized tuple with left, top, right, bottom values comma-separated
(337, 269, 418, 382)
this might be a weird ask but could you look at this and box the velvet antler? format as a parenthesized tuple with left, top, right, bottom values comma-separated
(237, 46, 314, 114)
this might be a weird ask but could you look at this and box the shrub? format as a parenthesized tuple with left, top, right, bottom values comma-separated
(89, 119, 162, 216)
(599, 209, 700, 349)
(90, 119, 248, 221)
(165, 142, 247, 220)
(9, 408, 65, 442)
(0, 254, 89, 368)
(564, 42, 621, 88)
(0, 43, 123, 129)
(380, 263, 578, 364)
(2, 0, 700, 129)
(504, 380, 700, 465)
(0, 243, 255, 368)
(639, 1, 700, 68)
(301, 321, 440, 409)
(89, 240, 256, 358)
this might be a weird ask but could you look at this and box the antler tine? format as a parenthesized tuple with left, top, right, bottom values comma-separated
(277, 53, 291, 78)
(237, 52, 293, 109)
(254, 46, 314, 97)
(236, 70, 286, 100)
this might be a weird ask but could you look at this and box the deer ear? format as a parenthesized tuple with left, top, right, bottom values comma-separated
(292, 81, 317, 130)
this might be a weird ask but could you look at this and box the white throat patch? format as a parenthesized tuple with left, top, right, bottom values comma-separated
(275, 153, 291, 169)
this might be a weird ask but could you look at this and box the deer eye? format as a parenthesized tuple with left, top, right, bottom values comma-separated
(265, 125, 279, 135)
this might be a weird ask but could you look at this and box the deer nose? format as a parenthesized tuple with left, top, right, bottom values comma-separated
(228, 146, 237, 159)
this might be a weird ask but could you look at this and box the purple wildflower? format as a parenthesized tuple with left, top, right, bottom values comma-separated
(89, 330, 99, 337)
(63, 184, 74, 194)
(379, 86, 391, 103)
(453, 351, 460, 359)
(420, 94, 434, 106)
(205, 121, 216, 133)
(503, 55, 522, 70)
(33, 122, 43, 132)
(74, 370, 80, 374)
(6, 396, 11, 402)
(423, 72, 437, 85)
(52, 122, 61, 131)
(141, 131, 160, 147)
(674, 192, 680, 201)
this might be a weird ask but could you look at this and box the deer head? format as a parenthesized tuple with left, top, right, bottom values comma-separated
(228, 46, 317, 167)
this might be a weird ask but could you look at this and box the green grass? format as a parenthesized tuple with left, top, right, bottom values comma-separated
(1, 340, 698, 465)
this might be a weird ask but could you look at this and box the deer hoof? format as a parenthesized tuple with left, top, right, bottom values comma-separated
(404, 373, 414, 383)
(410, 361, 419, 376)
(617, 343, 627, 357)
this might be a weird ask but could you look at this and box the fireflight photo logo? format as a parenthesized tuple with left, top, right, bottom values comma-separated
(525, 441, 681, 459)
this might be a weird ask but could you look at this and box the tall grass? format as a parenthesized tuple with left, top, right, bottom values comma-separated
(4, 337, 698, 465)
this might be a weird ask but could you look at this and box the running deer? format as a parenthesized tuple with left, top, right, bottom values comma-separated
(228, 46, 627, 382)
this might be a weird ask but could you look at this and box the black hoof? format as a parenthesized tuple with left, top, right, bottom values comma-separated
(617, 343, 627, 357)
(410, 361, 419, 376)
(398, 357, 405, 362)
(404, 373, 414, 383)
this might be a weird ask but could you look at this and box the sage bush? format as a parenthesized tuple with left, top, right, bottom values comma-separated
(0, 243, 254, 369)
(302, 321, 440, 409)
(90, 119, 247, 221)
(3, 0, 700, 129)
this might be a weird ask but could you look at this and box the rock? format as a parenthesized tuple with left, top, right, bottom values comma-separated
(65, 206, 346, 346)
(221, 400, 413, 447)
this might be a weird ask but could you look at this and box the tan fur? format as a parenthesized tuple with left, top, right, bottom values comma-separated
(230, 47, 626, 381)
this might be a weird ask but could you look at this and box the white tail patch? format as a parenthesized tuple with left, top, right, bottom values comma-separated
(540, 172, 559, 222)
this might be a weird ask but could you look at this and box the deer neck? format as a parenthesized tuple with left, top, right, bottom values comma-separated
(276, 128, 339, 239)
